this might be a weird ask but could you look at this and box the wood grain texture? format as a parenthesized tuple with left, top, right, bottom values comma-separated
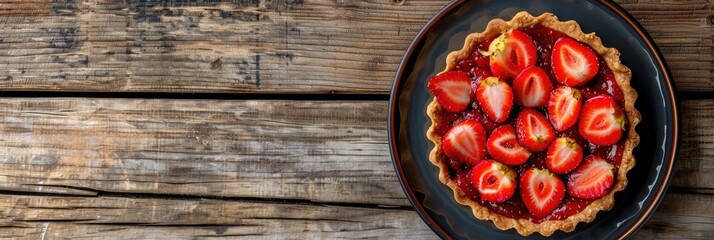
(0, 98, 407, 206)
(0, 0, 711, 93)
(0, 192, 710, 239)
(0, 0, 709, 239)
(617, 0, 714, 92)
(633, 192, 714, 240)
(0, 98, 711, 204)
(672, 99, 714, 193)
(0, 194, 434, 239)
(0, 0, 442, 93)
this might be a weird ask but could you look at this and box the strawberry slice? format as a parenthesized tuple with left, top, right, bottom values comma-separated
(520, 168, 565, 218)
(547, 86, 583, 132)
(546, 137, 583, 174)
(552, 37, 600, 87)
(470, 160, 517, 203)
(442, 120, 487, 166)
(512, 66, 553, 107)
(578, 94, 626, 146)
(515, 108, 556, 152)
(427, 71, 472, 112)
(483, 30, 537, 80)
(476, 77, 513, 123)
(487, 125, 532, 166)
(567, 155, 615, 199)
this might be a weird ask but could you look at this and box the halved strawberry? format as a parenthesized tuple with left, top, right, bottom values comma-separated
(546, 137, 583, 174)
(520, 168, 565, 218)
(515, 108, 556, 152)
(427, 71, 472, 112)
(547, 86, 583, 132)
(482, 30, 537, 80)
(470, 160, 517, 203)
(442, 120, 487, 165)
(476, 77, 513, 123)
(552, 37, 600, 87)
(512, 66, 553, 107)
(567, 155, 615, 199)
(487, 125, 532, 166)
(578, 94, 626, 146)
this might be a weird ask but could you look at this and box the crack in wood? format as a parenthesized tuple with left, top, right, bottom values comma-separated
(247, 216, 361, 223)
(255, 54, 261, 88)
(16, 219, 98, 223)
(191, 233, 264, 238)
(0, 189, 414, 211)
(84, 223, 264, 228)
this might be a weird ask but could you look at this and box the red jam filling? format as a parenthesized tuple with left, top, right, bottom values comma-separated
(443, 24, 626, 222)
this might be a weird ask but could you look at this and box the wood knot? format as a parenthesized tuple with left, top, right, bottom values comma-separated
(211, 58, 223, 70)
(708, 15, 714, 26)
(392, 0, 405, 5)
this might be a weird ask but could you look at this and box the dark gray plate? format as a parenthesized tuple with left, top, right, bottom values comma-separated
(388, 0, 679, 239)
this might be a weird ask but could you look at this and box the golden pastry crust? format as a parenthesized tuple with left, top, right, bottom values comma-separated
(426, 11, 641, 236)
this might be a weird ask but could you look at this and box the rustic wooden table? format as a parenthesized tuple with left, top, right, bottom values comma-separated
(0, 0, 711, 239)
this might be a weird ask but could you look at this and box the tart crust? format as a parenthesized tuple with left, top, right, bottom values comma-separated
(426, 12, 641, 236)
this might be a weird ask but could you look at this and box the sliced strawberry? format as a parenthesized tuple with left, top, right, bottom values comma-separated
(578, 94, 626, 146)
(470, 160, 517, 203)
(546, 137, 583, 174)
(548, 86, 583, 132)
(427, 71, 472, 112)
(512, 66, 553, 107)
(442, 120, 487, 165)
(515, 108, 556, 152)
(552, 37, 600, 87)
(520, 168, 565, 218)
(567, 155, 615, 199)
(476, 77, 513, 123)
(487, 125, 531, 166)
(484, 30, 537, 80)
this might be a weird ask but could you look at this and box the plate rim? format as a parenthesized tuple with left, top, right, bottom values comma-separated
(387, 0, 680, 239)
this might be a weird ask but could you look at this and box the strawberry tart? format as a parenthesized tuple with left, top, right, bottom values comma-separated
(426, 12, 640, 236)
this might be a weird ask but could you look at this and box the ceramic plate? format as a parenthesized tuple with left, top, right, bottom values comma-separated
(388, 0, 679, 239)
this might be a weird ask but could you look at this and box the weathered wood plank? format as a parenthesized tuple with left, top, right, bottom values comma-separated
(0, 98, 710, 206)
(0, 194, 435, 239)
(633, 192, 714, 240)
(0, 0, 711, 93)
(672, 99, 714, 192)
(0, 0, 442, 94)
(0, 192, 710, 239)
(617, 0, 714, 92)
(0, 99, 406, 206)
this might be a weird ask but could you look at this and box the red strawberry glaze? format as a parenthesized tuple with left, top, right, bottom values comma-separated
(456, 170, 481, 202)
(484, 196, 594, 223)
(581, 60, 625, 105)
(521, 25, 566, 80)
(542, 197, 594, 222)
(435, 24, 627, 222)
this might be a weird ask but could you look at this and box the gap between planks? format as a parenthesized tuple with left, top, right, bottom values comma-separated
(0, 188, 414, 211)
(0, 91, 391, 101)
